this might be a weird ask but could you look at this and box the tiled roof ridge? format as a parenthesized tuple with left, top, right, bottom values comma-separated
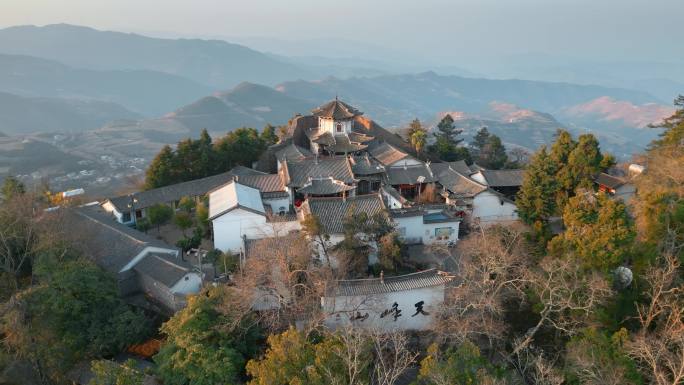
(146, 253, 189, 272)
(335, 268, 444, 284)
(75, 208, 149, 246)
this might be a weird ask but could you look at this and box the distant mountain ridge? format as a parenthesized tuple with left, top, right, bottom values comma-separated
(276, 72, 662, 126)
(0, 53, 212, 116)
(0, 91, 141, 135)
(0, 24, 312, 89)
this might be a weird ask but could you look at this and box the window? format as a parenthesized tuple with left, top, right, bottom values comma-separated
(336, 123, 343, 133)
(435, 227, 453, 240)
(122, 212, 131, 223)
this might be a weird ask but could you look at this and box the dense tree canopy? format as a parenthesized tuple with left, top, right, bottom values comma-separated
(154, 286, 261, 385)
(145, 127, 272, 189)
(2, 259, 151, 383)
(549, 191, 635, 271)
(517, 130, 614, 239)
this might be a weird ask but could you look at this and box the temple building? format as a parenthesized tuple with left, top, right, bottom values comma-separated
(305, 99, 375, 156)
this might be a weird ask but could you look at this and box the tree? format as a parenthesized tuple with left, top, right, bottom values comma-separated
(245, 328, 317, 385)
(155, 286, 261, 385)
(408, 119, 428, 157)
(247, 327, 415, 385)
(516, 147, 558, 236)
(261, 124, 279, 146)
(144, 127, 269, 189)
(195, 201, 210, 237)
(471, 126, 491, 156)
(430, 114, 470, 162)
(213, 127, 268, 173)
(410, 129, 428, 158)
(147, 204, 173, 232)
(625, 254, 684, 385)
(90, 359, 145, 385)
(550, 129, 578, 209)
(301, 214, 332, 268)
(377, 232, 403, 272)
(2, 260, 151, 383)
(632, 98, 684, 259)
(135, 217, 150, 234)
(195, 129, 214, 179)
(548, 191, 635, 271)
(439, 224, 529, 347)
(178, 196, 195, 212)
(174, 212, 193, 237)
(144, 145, 175, 189)
(478, 135, 508, 169)
(565, 328, 640, 385)
(648, 95, 684, 150)
(417, 341, 502, 385)
(513, 256, 613, 354)
(368, 329, 417, 385)
(566, 134, 608, 190)
(1, 176, 25, 201)
(433, 114, 463, 146)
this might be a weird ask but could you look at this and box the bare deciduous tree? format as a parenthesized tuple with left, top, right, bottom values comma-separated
(513, 256, 612, 354)
(508, 342, 564, 385)
(369, 329, 418, 385)
(626, 254, 684, 385)
(438, 224, 529, 347)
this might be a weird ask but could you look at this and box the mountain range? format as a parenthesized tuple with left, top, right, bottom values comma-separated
(0, 24, 310, 89)
(0, 53, 212, 116)
(0, 23, 678, 182)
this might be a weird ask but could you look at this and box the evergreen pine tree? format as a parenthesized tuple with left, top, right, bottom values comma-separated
(434, 114, 463, 145)
(479, 135, 508, 169)
(566, 134, 605, 190)
(196, 129, 214, 178)
(516, 147, 558, 235)
(145, 145, 176, 189)
(260, 124, 279, 146)
(471, 126, 491, 157)
(550, 129, 578, 209)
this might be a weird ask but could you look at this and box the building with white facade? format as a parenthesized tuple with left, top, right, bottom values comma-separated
(209, 180, 300, 253)
(321, 269, 454, 331)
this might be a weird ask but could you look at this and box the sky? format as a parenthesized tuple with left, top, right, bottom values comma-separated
(2, 0, 682, 64)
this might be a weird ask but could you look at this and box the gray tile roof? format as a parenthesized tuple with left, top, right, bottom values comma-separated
(69, 206, 177, 273)
(133, 252, 192, 287)
(106, 171, 238, 212)
(302, 194, 386, 234)
(298, 177, 356, 196)
(312, 99, 362, 120)
(324, 135, 368, 154)
(369, 142, 410, 166)
(429, 160, 472, 176)
(327, 269, 454, 297)
(350, 154, 385, 175)
(433, 167, 487, 198)
(480, 169, 525, 187)
(348, 131, 375, 143)
(595, 172, 627, 189)
(235, 173, 288, 199)
(274, 143, 313, 161)
(284, 157, 355, 188)
(229, 165, 266, 176)
(386, 164, 436, 185)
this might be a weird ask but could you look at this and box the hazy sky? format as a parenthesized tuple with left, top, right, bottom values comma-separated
(2, 0, 682, 63)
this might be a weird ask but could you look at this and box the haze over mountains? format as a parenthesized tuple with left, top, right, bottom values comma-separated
(0, 23, 679, 192)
